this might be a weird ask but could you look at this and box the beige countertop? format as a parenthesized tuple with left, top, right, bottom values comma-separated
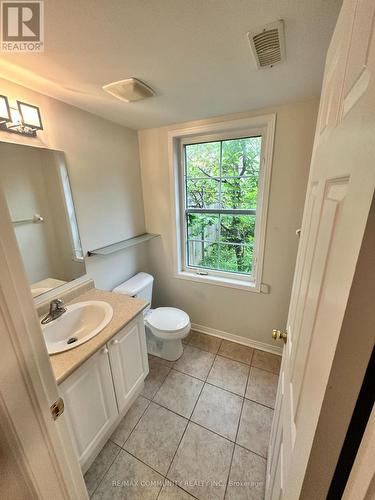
(47, 288, 147, 385)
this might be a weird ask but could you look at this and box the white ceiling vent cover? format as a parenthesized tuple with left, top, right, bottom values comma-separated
(103, 78, 155, 103)
(248, 20, 286, 69)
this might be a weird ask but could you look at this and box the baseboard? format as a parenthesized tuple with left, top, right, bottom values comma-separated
(191, 322, 282, 356)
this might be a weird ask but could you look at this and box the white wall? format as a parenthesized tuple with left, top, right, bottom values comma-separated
(138, 100, 318, 348)
(0, 77, 147, 291)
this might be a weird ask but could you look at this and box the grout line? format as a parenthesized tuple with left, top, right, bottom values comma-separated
(119, 447, 166, 482)
(110, 396, 151, 448)
(204, 378, 248, 399)
(171, 365, 209, 382)
(216, 351, 252, 367)
(88, 441, 121, 498)
(149, 399, 191, 421)
(150, 392, 238, 446)
(158, 480, 200, 500)
(244, 395, 276, 411)
(223, 348, 254, 499)
(234, 441, 268, 461)
(161, 362, 209, 497)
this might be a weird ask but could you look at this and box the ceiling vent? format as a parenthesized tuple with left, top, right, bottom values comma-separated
(247, 20, 286, 69)
(102, 78, 155, 103)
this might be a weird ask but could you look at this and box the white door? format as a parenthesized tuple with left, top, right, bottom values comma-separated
(266, 1, 375, 498)
(108, 316, 149, 413)
(59, 347, 118, 471)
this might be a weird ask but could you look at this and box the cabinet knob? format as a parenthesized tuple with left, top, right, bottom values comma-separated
(101, 347, 109, 354)
(112, 339, 119, 345)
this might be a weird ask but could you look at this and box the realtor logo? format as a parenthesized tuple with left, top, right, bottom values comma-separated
(1, 1, 44, 52)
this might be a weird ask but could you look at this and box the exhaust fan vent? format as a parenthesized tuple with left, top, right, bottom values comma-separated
(248, 20, 285, 69)
(103, 78, 155, 103)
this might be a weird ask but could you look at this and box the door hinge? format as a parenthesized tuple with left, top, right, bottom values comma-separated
(50, 397, 64, 421)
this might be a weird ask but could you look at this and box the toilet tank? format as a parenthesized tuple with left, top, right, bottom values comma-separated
(113, 272, 154, 310)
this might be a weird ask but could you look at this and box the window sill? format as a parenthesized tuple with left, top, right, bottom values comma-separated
(175, 270, 264, 293)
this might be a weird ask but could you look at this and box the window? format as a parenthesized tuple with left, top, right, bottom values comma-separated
(170, 114, 275, 291)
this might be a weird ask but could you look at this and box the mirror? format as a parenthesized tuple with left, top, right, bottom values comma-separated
(0, 142, 86, 298)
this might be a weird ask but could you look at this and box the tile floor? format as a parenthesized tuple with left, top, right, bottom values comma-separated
(85, 331, 281, 500)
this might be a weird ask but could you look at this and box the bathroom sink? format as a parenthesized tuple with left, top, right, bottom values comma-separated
(42, 301, 113, 354)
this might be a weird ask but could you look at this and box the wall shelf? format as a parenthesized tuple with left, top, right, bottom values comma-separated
(87, 233, 159, 257)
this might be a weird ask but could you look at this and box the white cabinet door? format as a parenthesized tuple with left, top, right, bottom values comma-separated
(59, 346, 118, 468)
(108, 316, 149, 413)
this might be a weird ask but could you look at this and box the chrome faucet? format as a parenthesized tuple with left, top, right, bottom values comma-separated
(41, 299, 67, 324)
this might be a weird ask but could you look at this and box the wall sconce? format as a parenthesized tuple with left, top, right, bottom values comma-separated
(0, 95, 43, 137)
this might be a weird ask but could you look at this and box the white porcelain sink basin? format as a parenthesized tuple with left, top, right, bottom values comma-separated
(42, 300, 113, 354)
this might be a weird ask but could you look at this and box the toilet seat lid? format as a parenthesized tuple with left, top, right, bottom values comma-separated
(146, 307, 189, 332)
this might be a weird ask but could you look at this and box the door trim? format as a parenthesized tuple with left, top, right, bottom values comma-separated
(0, 182, 88, 498)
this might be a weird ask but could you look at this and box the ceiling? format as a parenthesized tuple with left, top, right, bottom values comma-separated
(0, 0, 342, 130)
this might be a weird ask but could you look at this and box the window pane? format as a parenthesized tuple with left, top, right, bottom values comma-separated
(219, 214, 256, 246)
(186, 178, 219, 209)
(218, 243, 253, 273)
(220, 176, 257, 210)
(185, 141, 220, 178)
(188, 240, 219, 270)
(221, 137, 262, 177)
(183, 136, 262, 278)
(187, 213, 219, 241)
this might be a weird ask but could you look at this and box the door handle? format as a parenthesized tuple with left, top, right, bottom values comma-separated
(272, 329, 288, 343)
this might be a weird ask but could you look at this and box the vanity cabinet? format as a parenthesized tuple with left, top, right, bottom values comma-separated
(59, 314, 148, 472)
(59, 347, 118, 468)
(108, 315, 148, 413)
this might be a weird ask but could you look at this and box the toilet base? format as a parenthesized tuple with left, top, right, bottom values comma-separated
(145, 325, 185, 361)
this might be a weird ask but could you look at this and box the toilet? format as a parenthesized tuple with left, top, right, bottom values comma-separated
(113, 272, 190, 361)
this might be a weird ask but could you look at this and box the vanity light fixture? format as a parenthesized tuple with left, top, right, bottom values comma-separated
(0, 96, 43, 137)
(0, 95, 11, 124)
(17, 101, 44, 131)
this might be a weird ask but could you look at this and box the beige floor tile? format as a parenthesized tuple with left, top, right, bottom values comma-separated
(154, 370, 203, 418)
(84, 440, 120, 496)
(110, 396, 150, 447)
(182, 331, 191, 344)
(246, 367, 278, 408)
(168, 422, 233, 500)
(174, 345, 215, 380)
(148, 353, 176, 368)
(225, 445, 266, 500)
(124, 402, 187, 475)
(207, 355, 249, 396)
(141, 360, 171, 399)
(188, 331, 222, 353)
(218, 340, 253, 365)
(159, 482, 196, 499)
(252, 350, 281, 374)
(92, 449, 163, 499)
(191, 384, 242, 441)
(237, 400, 273, 458)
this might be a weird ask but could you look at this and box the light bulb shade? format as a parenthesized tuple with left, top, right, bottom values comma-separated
(17, 100, 43, 130)
(0, 95, 11, 123)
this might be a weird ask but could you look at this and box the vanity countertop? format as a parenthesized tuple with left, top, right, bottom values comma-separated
(48, 288, 147, 385)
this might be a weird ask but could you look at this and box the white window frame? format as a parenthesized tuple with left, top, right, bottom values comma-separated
(168, 113, 276, 292)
